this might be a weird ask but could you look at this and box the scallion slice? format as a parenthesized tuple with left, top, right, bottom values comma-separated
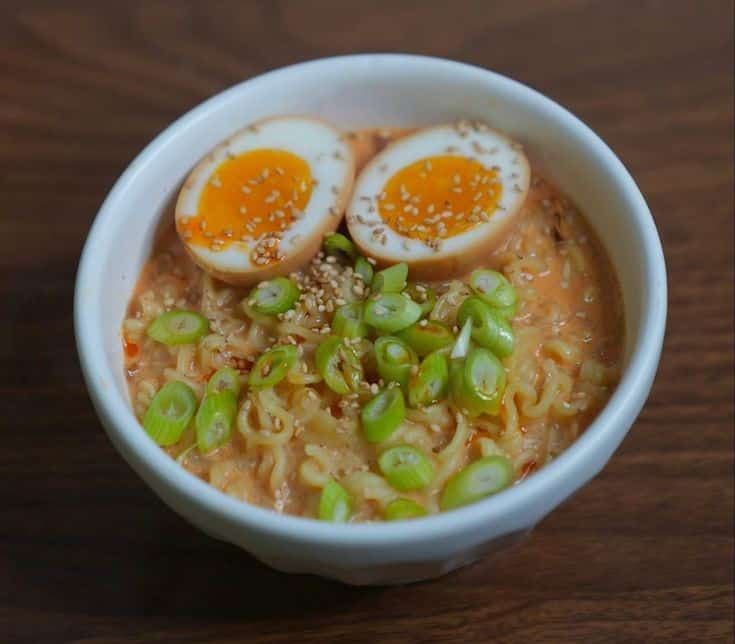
(451, 318, 473, 360)
(457, 296, 514, 358)
(408, 351, 449, 408)
(469, 269, 517, 318)
(318, 479, 351, 522)
(404, 283, 437, 317)
(248, 345, 298, 388)
(142, 381, 197, 446)
(354, 256, 374, 286)
(332, 302, 369, 338)
(374, 336, 418, 389)
(206, 367, 241, 398)
(147, 310, 209, 346)
(324, 233, 357, 262)
(372, 262, 408, 293)
(398, 320, 454, 357)
(384, 498, 428, 521)
(364, 293, 422, 333)
(315, 336, 363, 395)
(361, 387, 405, 443)
(440, 455, 514, 511)
(247, 277, 300, 316)
(378, 445, 434, 491)
(449, 347, 506, 417)
(195, 391, 237, 453)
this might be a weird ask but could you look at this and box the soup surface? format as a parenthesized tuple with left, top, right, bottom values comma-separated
(123, 127, 623, 521)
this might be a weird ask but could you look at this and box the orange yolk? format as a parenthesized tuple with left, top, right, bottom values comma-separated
(378, 156, 502, 241)
(177, 149, 313, 252)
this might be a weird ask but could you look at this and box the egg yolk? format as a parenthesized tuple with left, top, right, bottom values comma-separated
(177, 149, 313, 257)
(378, 156, 502, 241)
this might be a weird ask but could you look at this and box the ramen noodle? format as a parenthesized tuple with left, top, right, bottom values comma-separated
(122, 127, 623, 522)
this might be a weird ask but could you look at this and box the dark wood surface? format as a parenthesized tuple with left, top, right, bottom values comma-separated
(1, 1, 733, 642)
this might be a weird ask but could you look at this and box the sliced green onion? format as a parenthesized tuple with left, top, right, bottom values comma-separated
(315, 336, 363, 395)
(364, 293, 422, 333)
(143, 381, 197, 446)
(450, 347, 506, 417)
(440, 455, 514, 511)
(248, 344, 298, 388)
(332, 302, 369, 338)
(372, 263, 408, 293)
(398, 320, 454, 357)
(384, 498, 428, 521)
(354, 256, 374, 286)
(469, 269, 517, 318)
(241, 299, 277, 326)
(374, 336, 418, 389)
(457, 296, 514, 358)
(147, 310, 209, 346)
(247, 277, 300, 316)
(318, 479, 351, 522)
(195, 391, 237, 453)
(378, 445, 434, 491)
(451, 318, 473, 359)
(206, 367, 241, 398)
(361, 387, 405, 443)
(408, 351, 449, 408)
(324, 232, 357, 262)
(404, 283, 437, 317)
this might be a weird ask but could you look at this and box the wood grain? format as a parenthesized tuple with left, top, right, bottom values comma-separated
(1, 1, 732, 642)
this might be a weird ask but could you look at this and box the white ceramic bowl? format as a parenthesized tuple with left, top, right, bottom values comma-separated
(75, 54, 666, 585)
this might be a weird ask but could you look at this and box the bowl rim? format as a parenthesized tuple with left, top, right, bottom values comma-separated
(75, 54, 667, 547)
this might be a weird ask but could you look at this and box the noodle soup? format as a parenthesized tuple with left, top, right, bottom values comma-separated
(122, 125, 623, 522)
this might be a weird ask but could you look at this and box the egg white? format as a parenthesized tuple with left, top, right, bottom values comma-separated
(175, 116, 355, 285)
(346, 122, 530, 281)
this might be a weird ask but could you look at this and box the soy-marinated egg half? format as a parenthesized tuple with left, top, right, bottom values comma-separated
(346, 121, 530, 281)
(175, 117, 355, 286)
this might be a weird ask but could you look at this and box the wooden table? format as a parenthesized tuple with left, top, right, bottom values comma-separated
(2, 1, 732, 642)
